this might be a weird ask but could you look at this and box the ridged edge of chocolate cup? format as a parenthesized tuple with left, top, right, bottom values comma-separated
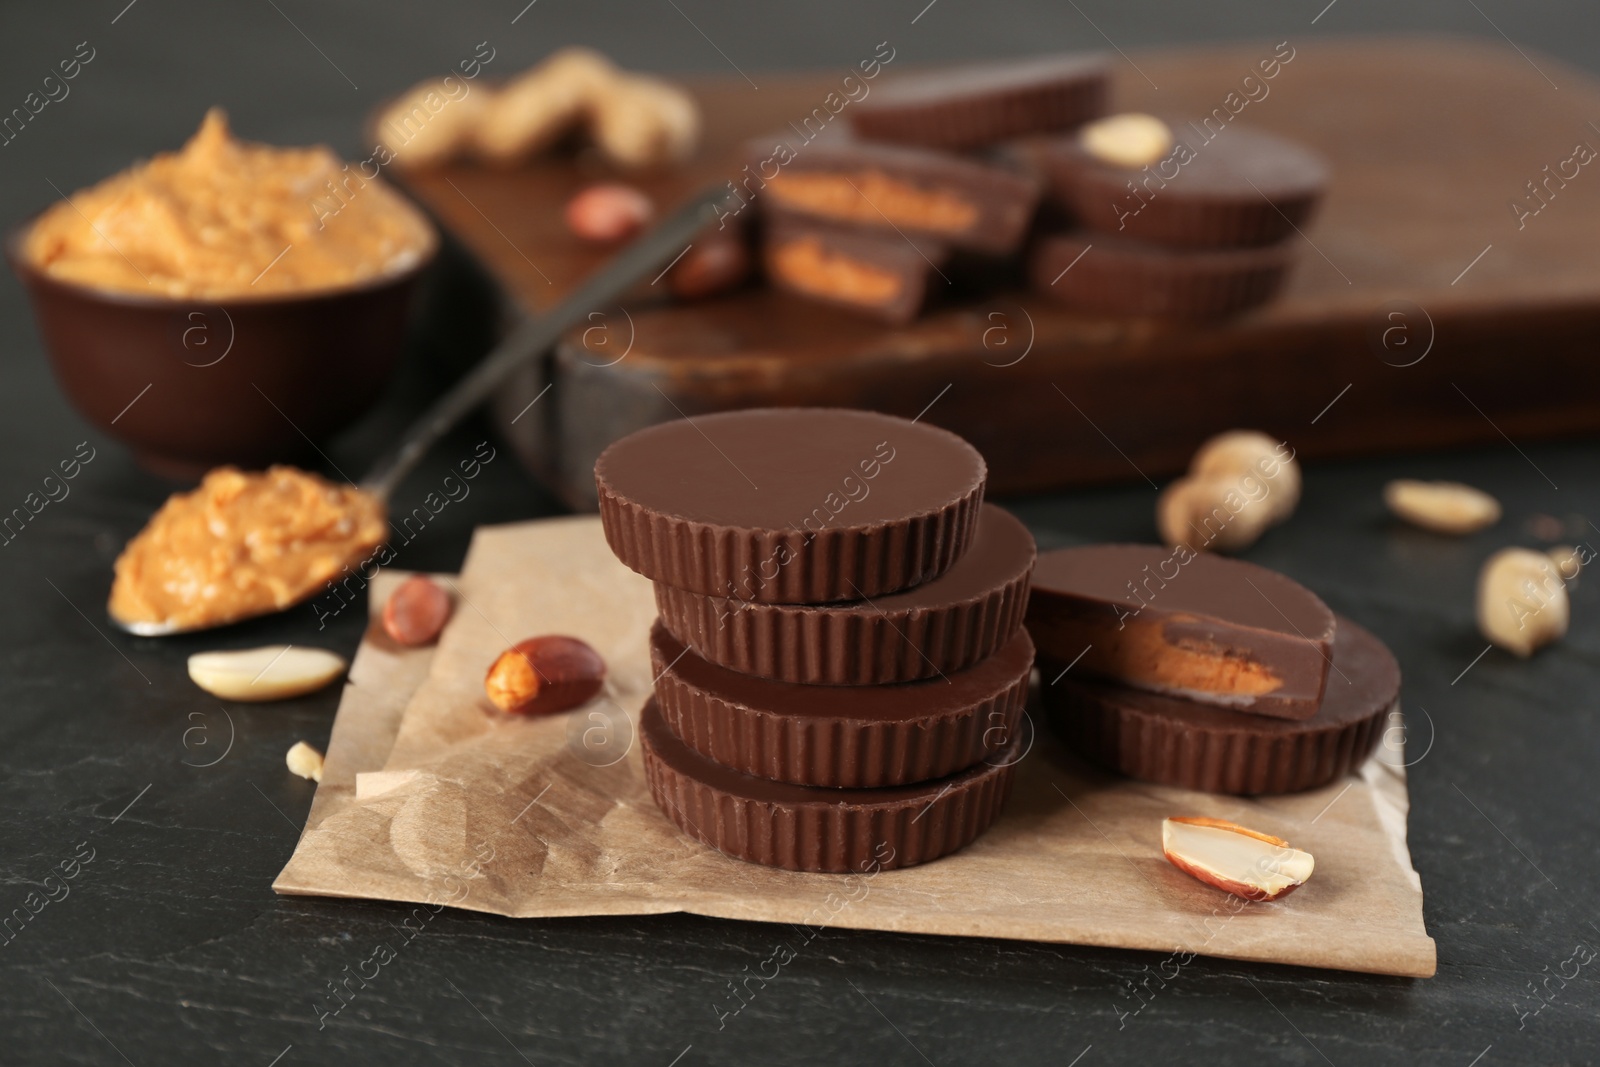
(654, 553, 1030, 686)
(1040, 668, 1390, 795)
(1029, 236, 1292, 320)
(851, 70, 1110, 151)
(596, 472, 985, 604)
(651, 629, 1032, 787)
(641, 699, 1021, 872)
(1051, 163, 1323, 249)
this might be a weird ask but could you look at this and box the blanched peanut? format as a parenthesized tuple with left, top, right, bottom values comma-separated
(286, 740, 325, 783)
(1477, 548, 1569, 657)
(590, 75, 700, 168)
(474, 47, 614, 164)
(1157, 476, 1274, 554)
(1190, 430, 1300, 524)
(1549, 545, 1584, 586)
(378, 78, 490, 169)
(1157, 430, 1299, 553)
(1384, 479, 1501, 535)
(1081, 113, 1174, 168)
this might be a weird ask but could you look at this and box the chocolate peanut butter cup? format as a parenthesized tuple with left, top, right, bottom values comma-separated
(763, 218, 948, 324)
(640, 697, 1021, 871)
(595, 408, 986, 604)
(650, 620, 1032, 788)
(657, 503, 1034, 685)
(1042, 615, 1398, 795)
(756, 141, 1041, 257)
(1030, 233, 1293, 320)
(1026, 544, 1334, 720)
(1042, 123, 1328, 248)
(850, 53, 1111, 152)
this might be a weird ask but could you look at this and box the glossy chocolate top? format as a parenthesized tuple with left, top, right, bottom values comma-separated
(854, 502, 1033, 609)
(1031, 543, 1332, 637)
(861, 52, 1111, 107)
(1059, 124, 1328, 197)
(651, 620, 1035, 724)
(595, 408, 984, 530)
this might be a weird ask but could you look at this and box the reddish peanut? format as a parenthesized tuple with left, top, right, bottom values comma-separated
(565, 183, 653, 243)
(382, 575, 453, 646)
(485, 635, 607, 715)
(668, 227, 751, 300)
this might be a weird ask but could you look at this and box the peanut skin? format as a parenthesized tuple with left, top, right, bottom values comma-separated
(382, 575, 453, 646)
(485, 635, 607, 715)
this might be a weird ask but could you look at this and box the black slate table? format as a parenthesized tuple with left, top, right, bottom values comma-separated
(3, 1, 1598, 1063)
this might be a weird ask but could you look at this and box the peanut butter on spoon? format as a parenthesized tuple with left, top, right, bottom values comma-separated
(106, 181, 743, 635)
(109, 467, 385, 633)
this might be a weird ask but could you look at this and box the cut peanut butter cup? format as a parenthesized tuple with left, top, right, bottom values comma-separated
(1026, 544, 1335, 720)
(1043, 614, 1397, 795)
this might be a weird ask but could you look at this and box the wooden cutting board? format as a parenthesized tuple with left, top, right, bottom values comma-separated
(395, 38, 1600, 508)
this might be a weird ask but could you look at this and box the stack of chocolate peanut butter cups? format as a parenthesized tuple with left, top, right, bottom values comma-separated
(1028, 123, 1328, 319)
(1026, 545, 1398, 795)
(595, 408, 1037, 872)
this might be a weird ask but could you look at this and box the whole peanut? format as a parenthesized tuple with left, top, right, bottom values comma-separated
(382, 575, 453, 646)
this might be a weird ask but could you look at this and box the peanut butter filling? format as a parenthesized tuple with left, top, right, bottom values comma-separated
(765, 170, 978, 234)
(109, 466, 386, 630)
(771, 236, 903, 305)
(25, 109, 435, 299)
(1061, 617, 1284, 700)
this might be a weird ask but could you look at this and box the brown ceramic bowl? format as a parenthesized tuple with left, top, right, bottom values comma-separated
(9, 222, 435, 479)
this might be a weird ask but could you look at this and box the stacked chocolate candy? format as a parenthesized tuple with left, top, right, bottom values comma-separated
(1027, 118, 1328, 319)
(595, 408, 1037, 872)
(752, 55, 1111, 322)
(1025, 545, 1398, 795)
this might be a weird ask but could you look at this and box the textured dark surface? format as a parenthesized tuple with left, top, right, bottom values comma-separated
(2, 1, 1598, 1064)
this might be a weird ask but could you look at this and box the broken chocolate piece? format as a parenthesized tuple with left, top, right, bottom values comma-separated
(1025, 544, 1335, 720)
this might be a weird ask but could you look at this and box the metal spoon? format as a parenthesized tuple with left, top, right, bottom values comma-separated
(112, 183, 737, 637)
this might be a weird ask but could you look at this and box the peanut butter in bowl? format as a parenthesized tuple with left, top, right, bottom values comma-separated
(24, 108, 435, 299)
(109, 467, 387, 633)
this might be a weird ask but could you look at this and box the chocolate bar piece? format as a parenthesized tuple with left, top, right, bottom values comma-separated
(1025, 544, 1335, 720)
(1030, 232, 1293, 320)
(651, 621, 1032, 787)
(656, 503, 1034, 684)
(1042, 615, 1398, 795)
(640, 696, 1021, 871)
(1042, 123, 1328, 248)
(595, 408, 986, 604)
(850, 53, 1111, 151)
(763, 218, 946, 324)
(757, 141, 1041, 256)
